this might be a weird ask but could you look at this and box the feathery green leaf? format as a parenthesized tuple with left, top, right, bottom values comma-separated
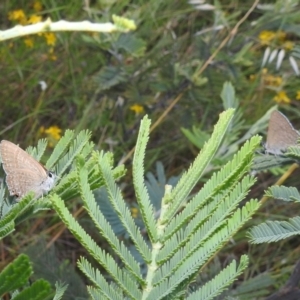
(249, 216, 300, 243)
(152, 200, 259, 289)
(265, 185, 300, 202)
(186, 255, 249, 300)
(133, 115, 157, 242)
(12, 279, 51, 300)
(0, 254, 32, 296)
(50, 194, 142, 300)
(97, 153, 151, 262)
(54, 130, 91, 177)
(26, 139, 48, 161)
(77, 159, 143, 282)
(0, 193, 35, 238)
(78, 257, 124, 300)
(164, 135, 261, 240)
(158, 175, 256, 264)
(53, 282, 68, 300)
(46, 129, 75, 170)
(164, 109, 235, 223)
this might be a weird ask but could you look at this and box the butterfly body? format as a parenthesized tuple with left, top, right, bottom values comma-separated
(265, 110, 300, 155)
(0, 140, 55, 200)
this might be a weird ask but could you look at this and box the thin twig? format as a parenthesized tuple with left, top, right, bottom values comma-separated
(194, 0, 259, 78)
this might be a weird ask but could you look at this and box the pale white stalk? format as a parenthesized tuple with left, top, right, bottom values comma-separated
(0, 16, 136, 41)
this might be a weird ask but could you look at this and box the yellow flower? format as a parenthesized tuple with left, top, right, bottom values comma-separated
(27, 14, 42, 24)
(44, 126, 62, 140)
(44, 33, 56, 46)
(131, 207, 139, 218)
(258, 30, 287, 45)
(273, 91, 291, 104)
(273, 76, 283, 86)
(263, 74, 283, 87)
(283, 41, 294, 51)
(8, 9, 27, 24)
(24, 37, 34, 48)
(296, 91, 300, 100)
(33, 1, 43, 12)
(249, 74, 256, 81)
(49, 54, 57, 61)
(259, 30, 276, 45)
(130, 104, 144, 114)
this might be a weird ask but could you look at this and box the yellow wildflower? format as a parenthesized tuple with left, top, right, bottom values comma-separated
(44, 126, 62, 140)
(249, 74, 256, 81)
(273, 91, 291, 104)
(296, 91, 300, 100)
(259, 30, 276, 45)
(49, 54, 57, 61)
(44, 33, 56, 46)
(27, 14, 42, 24)
(33, 1, 43, 12)
(8, 9, 27, 24)
(131, 207, 139, 218)
(283, 41, 294, 51)
(273, 76, 283, 86)
(24, 37, 34, 48)
(130, 104, 144, 114)
(263, 74, 283, 87)
(259, 30, 287, 45)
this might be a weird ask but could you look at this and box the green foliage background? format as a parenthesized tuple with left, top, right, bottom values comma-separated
(1, 0, 300, 299)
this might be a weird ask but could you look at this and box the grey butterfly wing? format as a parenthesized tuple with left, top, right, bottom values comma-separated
(0, 140, 46, 176)
(0, 140, 49, 198)
(265, 110, 300, 155)
(5, 169, 47, 198)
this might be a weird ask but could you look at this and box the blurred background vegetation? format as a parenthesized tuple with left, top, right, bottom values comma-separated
(1, 0, 300, 298)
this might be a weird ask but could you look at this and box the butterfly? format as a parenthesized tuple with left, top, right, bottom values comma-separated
(0, 140, 55, 200)
(265, 110, 300, 155)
